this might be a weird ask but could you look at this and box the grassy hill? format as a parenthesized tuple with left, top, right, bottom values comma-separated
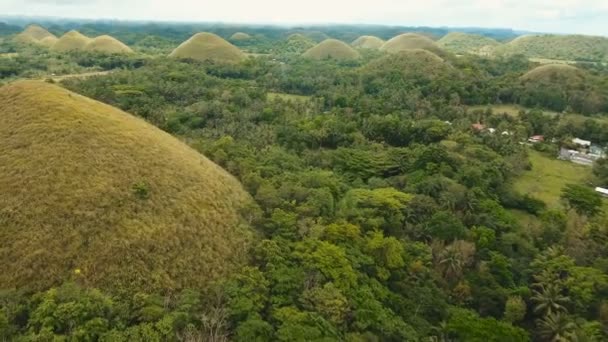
(497, 34, 608, 62)
(351, 36, 384, 49)
(85, 35, 133, 54)
(302, 39, 360, 60)
(365, 49, 447, 77)
(0, 80, 254, 294)
(51, 30, 92, 52)
(14, 25, 57, 44)
(230, 32, 252, 41)
(380, 33, 446, 57)
(169, 32, 245, 63)
(437, 32, 499, 54)
(520, 64, 585, 83)
(39, 36, 59, 47)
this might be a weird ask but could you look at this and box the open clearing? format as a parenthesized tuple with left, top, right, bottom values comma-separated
(513, 150, 592, 208)
(267, 92, 311, 102)
(38, 70, 113, 82)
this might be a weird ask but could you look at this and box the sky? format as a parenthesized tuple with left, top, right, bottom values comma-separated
(1, 0, 607, 36)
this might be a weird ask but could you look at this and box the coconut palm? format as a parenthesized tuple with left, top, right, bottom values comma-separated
(532, 283, 570, 316)
(536, 312, 576, 342)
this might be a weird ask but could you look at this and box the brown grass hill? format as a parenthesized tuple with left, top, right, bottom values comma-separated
(352, 36, 385, 49)
(519, 64, 607, 114)
(14, 24, 57, 44)
(0, 80, 255, 294)
(437, 32, 500, 54)
(497, 34, 608, 62)
(364, 49, 451, 81)
(39, 36, 59, 48)
(51, 30, 92, 52)
(302, 39, 360, 60)
(230, 32, 252, 41)
(169, 32, 245, 63)
(380, 33, 447, 57)
(85, 35, 133, 54)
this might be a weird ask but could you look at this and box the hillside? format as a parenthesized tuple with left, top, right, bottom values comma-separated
(39, 36, 59, 47)
(0, 81, 254, 294)
(302, 38, 360, 60)
(380, 33, 446, 56)
(230, 32, 252, 41)
(438, 32, 500, 54)
(351, 35, 384, 49)
(169, 32, 245, 63)
(51, 30, 91, 52)
(85, 35, 133, 54)
(364, 49, 449, 80)
(13, 24, 56, 44)
(519, 64, 607, 114)
(497, 34, 608, 62)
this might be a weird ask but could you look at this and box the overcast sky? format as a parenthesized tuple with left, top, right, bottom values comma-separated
(2, 0, 607, 36)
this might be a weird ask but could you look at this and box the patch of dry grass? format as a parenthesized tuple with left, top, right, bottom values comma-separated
(352, 36, 384, 49)
(437, 32, 499, 54)
(0, 81, 254, 295)
(13, 25, 57, 44)
(85, 35, 133, 54)
(51, 30, 92, 52)
(169, 32, 245, 63)
(302, 39, 360, 60)
(380, 33, 446, 57)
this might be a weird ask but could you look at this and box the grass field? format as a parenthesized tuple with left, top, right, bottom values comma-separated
(267, 92, 311, 102)
(513, 150, 592, 208)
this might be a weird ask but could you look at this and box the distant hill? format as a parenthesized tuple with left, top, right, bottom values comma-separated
(230, 32, 251, 41)
(277, 33, 316, 54)
(497, 34, 608, 62)
(364, 49, 449, 80)
(39, 35, 58, 47)
(352, 36, 384, 49)
(519, 64, 608, 114)
(0, 22, 20, 35)
(85, 35, 133, 54)
(380, 33, 446, 57)
(438, 32, 499, 54)
(303, 39, 360, 60)
(169, 32, 245, 63)
(13, 24, 56, 44)
(0, 80, 254, 294)
(51, 30, 91, 52)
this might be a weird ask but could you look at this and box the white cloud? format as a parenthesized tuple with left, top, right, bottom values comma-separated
(1, 0, 607, 36)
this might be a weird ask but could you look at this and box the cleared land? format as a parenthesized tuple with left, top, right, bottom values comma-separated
(268, 92, 311, 102)
(514, 150, 592, 208)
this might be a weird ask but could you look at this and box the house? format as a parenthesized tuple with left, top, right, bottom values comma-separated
(573, 138, 591, 147)
(558, 147, 598, 166)
(528, 135, 544, 143)
(595, 187, 608, 197)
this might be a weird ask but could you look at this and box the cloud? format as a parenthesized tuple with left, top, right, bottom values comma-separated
(1, 0, 607, 35)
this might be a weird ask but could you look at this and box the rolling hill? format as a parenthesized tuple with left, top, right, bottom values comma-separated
(51, 30, 92, 52)
(364, 49, 449, 80)
(438, 32, 500, 54)
(0, 81, 254, 294)
(351, 35, 385, 49)
(39, 36, 59, 48)
(497, 34, 608, 62)
(230, 32, 252, 41)
(380, 33, 446, 57)
(302, 39, 360, 60)
(85, 35, 133, 54)
(169, 32, 245, 63)
(14, 24, 57, 44)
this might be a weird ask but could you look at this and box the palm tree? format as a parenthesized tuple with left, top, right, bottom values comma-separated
(532, 283, 570, 316)
(536, 312, 576, 342)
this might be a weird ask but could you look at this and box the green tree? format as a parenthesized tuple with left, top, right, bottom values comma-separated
(504, 296, 527, 323)
(536, 313, 576, 342)
(561, 184, 603, 217)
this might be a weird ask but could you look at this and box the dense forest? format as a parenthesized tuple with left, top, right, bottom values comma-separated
(2, 20, 608, 341)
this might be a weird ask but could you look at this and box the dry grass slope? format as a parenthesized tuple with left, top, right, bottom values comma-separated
(381, 33, 446, 56)
(303, 39, 360, 60)
(85, 35, 133, 54)
(14, 25, 57, 44)
(365, 49, 449, 79)
(521, 64, 586, 83)
(437, 32, 499, 54)
(0, 81, 254, 294)
(51, 30, 92, 52)
(170, 32, 245, 63)
(230, 32, 252, 41)
(39, 36, 59, 47)
(351, 36, 385, 49)
(498, 34, 608, 62)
